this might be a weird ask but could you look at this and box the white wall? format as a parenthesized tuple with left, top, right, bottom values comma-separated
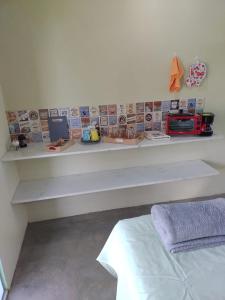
(0, 88, 27, 287)
(0, 0, 225, 222)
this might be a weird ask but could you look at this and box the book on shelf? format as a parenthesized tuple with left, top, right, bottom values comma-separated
(145, 131, 171, 141)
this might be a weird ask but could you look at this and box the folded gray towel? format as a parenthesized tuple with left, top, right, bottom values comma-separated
(151, 198, 225, 253)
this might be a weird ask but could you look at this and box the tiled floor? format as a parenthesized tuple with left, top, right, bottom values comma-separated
(8, 205, 151, 300)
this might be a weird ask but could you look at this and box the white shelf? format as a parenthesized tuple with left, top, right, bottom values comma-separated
(12, 160, 219, 204)
(2, 134, 224, 162)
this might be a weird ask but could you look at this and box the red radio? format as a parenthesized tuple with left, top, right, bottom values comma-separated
(166, 112, 202, 135)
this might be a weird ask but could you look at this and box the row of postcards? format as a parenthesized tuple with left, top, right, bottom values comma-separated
(6, 98, 205, 143)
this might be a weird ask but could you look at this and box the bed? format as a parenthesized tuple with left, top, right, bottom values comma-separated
(97, 215, 225, 300)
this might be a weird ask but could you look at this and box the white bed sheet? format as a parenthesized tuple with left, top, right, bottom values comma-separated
(97, 215, 225, 300)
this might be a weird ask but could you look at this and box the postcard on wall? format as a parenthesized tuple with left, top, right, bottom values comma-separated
(49, 108, 59, 118)
(145, 113, 153, 122)
(188, 98, 196, 113)
(136, 114, 144, 123)
(145, 121, 153, 131)
(39, 109, 49, 120)
(99, 105, 108, 116)
(161, 100, 171, 112)
(117, 104, 126, 115)
(153, 122, 161, 131)
(70, 128, 82, 139)
(127, 124, 136, 138)
(127, 114, 136, 124)
(100, 116, 108, 126)
(31, 132, 43, 143)
(40, 120, 49, 132)
(90, 117, 99, 126)
(196, 98, 205, 113)
(59, 108, 70, 118)
(108, 116, 117, 126)
(145, 102, 153, 112)
(136, 123, 144, 133)
(81, 117, 90, 127)
(170, 100, 179, 111)
(108, 104, 117, 116)
(126, 103, 136, 114)
(79, 106, 90, 117)
(42, 131, 50, 143)
(179, 99, 188, 111)
(70, 107, 80, 118)
(18, 110, 29, 122)
(29, 110, 39, 121)
(89, 106, 99, 117)
(100, 126, 109, 136)
(9, 123, 20, 134)
(69, 117, 81, 128)
(153, 111, 162, 122)
(118, 115, 126, 125)
(30, 120, 41, 133)
(153, 101, 162, 111)
(136, 102, 144, 114)
(19, 121, 31, 134)
(6, 111, 18, 123)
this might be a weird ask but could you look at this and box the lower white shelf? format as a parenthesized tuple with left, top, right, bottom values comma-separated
(12, 160, 219, 204)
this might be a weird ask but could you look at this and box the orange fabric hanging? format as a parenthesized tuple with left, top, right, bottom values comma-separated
(169, 56, 184, 92)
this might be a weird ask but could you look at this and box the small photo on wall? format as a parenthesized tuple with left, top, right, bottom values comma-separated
(70, 107, 80, 118)
(145, 102, 153, 112)
(19, 121, 31, 134)
(196, 98, 205, 113)
(90, 117, 100, 126)
(18, 110, 29, 122)
(108, 104, 117, 116)
(145, 121, 153, 131)
(42, 131, 50, 143)
(39, 109, 49, 120)
(9, 123, 20, 134)
(188, 98, 196, 114)
(99, 105, 108, 116)
(179, 99, 188, 112)
(117, 104, 126, 115)
(49, 108, 59, 117)
(136, 102, 144, 114)
(127, 124, 136, 139)
(29, 110, 39, 121)
(79, 106, 90, 117)
(31, 132, 43, 143)
(69, 117, 81, 128)
(108, 126, 119, 137)
(170, 100, 179, 111)
(136, 114, 144, 123)
(100, 126, 109, 136)
(70, 128, 82, 139)
(40, 120, 49, 131)
(126, 103, 136, 114)
(108, 116, 117, 126)
(127, 114, 136, 124)
(136, 123, 145, 133)
(81, 117, 90, 127)
(30, 120, 41, 133)
(118, 115, 126, 125)
(153, 122, 161, 131)
(89, 106, 99, 117)
(161, 100, 171, 112)
(6, 111, 18, 123)
(153, 101, 162, 111)
(100, 116, 108, 126)
(153, 111, 162, 122)
(59, 108, 70, 118)
(145, 113, 153, 122)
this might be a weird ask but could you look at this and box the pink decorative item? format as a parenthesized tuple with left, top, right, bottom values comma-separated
(186, 60, 207, 88)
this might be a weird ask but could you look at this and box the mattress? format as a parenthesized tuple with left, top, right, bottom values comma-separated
(97, 215, 225, 300)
